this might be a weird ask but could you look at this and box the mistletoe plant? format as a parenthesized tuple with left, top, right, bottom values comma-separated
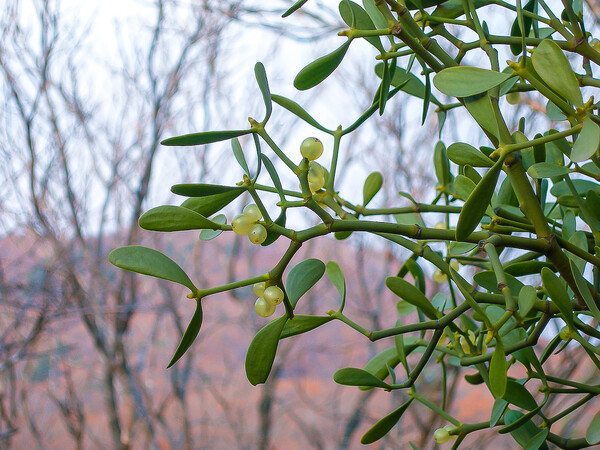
(110, 0, 600, 447)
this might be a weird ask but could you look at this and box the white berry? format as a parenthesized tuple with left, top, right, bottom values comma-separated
(243, 204, 262, 222)
(300, 137, 323, 160)
(248, 223, 267, 244)
(263, 286, 284, 305)
(255, 297, 275, 317)
(253, 282, 266, 297)
(232, 214, 253, 235)
(434, 428, 450, 444)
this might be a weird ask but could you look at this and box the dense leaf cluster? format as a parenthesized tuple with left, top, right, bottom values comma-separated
(110, 0, 600, 447)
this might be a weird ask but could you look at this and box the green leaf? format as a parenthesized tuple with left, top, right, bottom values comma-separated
(571, 118, 600, 162)
(453, 175, 476, 201)
(449, 242, 477, 255)
(172, 184, 244, 197)
(551, 179, 600, 197)
(586, 408, 600, 445)
(361, 399, 413, 444)
(490, 398, 508, 427)
(339, 1, 384, 52)
(167, 300, 203, 368)
(180, 189, 245, 217)
(139, 205, 218, 232)
(286, 259, 326, 307)
(567, 231, 587, 273)
(385, 277, 440, 319)
(527, 162, 571, 179)
(455, 158, 502, 240)
(261, 209, 286, 247)
(465, 372, 485, 385)
(378, 60, 391, 114)
(473, 271, 524, 296)
(503, 380, 538, 410)
(504, 410, 548, 449)
(245, 316, 287, 385)
(280, 315, 333, 339)
(282, 0, 309, 17)
(375, 64, 442, 106)
(570, 261, 600, 322)
(360, 342, 417, 390)
(333, 367, 392, 388)
(261, 154, 285, 202)
(496, 176, 519, 207)
(546, 100, 567, 121)
(531, 39, 583, 106)
(541, 267, 574, 330)
(231, 138, 250, 176)
(403, 258, 426, 295)
(422, 70, 431, 125)
(271, 95, 332, 133)
(335, 230, 353, 240)
(433, 66, 512, 98)
(294, 40, 352, 91)
(161, 129, 251, 146)
(396, 300, 416, 315)
(489, 343, 507, 398)
(505, 261, 555, 277)
(199, 214, 226, 241)
(524, 429, 549, 450)
(447, 142, 495, 167)
(363, 171, 383, 206)
(434, 141, 451, 187)
(255, 62, 272, 122)
(518, 285, 537, 317)
(510, 0, 535, 56)
(362, 0, 389, 30)
(463, 165, 482, 184)
(109, 246, 196, 291)
(463, 93, 500, 140)
(326, 261, 346, 311)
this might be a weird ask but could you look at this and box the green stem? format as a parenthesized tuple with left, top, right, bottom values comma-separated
(198, 273, 269, 298)
(254, 183, 303, 198)
(460, 312, 550, 365)
(327, 127, 342, 191)
(338, 28, 392, 38)
(412, 391, 461, 426)
(370, 303, 470, 340)
(494, 123, 582, 158)
(484, 243, 517, 313)
(328, 310, 371, 338)
(504, 155, 584, 305)
(255, 125, 298, 173)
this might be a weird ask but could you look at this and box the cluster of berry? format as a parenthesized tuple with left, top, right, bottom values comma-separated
(253, 282, 284, 317)
(238, 137, 326, 317)
(232, 204, 267, 244)
(301, 137, 325, 193)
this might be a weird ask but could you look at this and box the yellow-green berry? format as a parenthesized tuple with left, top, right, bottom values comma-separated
(443, 425, 457, 440)
(243, 204, 262, 222)
(308, 161, 325, 192)
(506, 92, 521, 105)
(253, 282, 266, 297)
(559, 326, 574, 341)
(255, 297, 275, 317)
(433, 269, 447, 283)
(434, 428, 451, 444)
(232, 214, 253, 235)
(248, 223, 267, 244)
(300, 137, 323, 161)
(264, 286, 284, 305)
